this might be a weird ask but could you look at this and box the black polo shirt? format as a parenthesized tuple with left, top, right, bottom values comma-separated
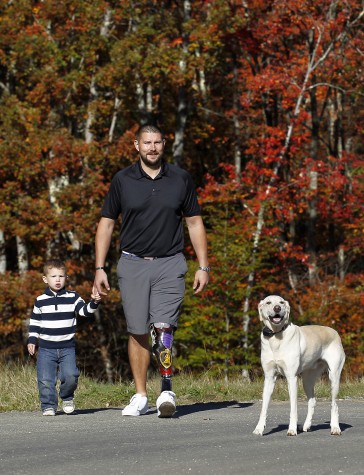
(101, 161, 201, 257)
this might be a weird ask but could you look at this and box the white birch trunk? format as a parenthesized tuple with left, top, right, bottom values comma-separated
(85, 75, 97, 145)
(16, 236, 28, 274)
(308, 169, 318, 284)
(0, 230, 6, 273)
(233, 62, 242, 176)
(132, 8, 153, 124)
(109, 97, 122, 143)
(136, 80, 153, 122)
(338, 246, 345, 281)
(85, 7, 112, 144)
(172, 0, 191, 167)
(48, 173, 81, 252)
(196, 49, 207, 100)
(136, 80, 145, 115)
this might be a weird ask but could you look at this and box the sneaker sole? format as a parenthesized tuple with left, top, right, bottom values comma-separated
(158, 402, 176, 418)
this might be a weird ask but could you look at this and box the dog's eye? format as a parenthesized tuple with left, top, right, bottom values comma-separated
(266, 301, 271, 305)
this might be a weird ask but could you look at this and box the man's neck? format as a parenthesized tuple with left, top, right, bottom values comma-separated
(139, 160, 161, 179)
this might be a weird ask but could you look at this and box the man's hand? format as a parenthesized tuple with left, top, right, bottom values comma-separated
(93, 269, 110, 296)
(193, 269, 209, 294)
(27, 343, 36, 356)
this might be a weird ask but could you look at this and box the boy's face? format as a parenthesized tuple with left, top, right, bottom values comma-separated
(42, 267, 67, 292)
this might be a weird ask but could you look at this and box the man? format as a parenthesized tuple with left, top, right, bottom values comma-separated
(93, 124, 209, 418)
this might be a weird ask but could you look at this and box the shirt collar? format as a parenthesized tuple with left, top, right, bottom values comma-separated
(45, 287, 67, 297)
(135, 160, 170, 179)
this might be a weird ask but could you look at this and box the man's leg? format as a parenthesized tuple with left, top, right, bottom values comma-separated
(128, 333, 150, 395)
(121, 333, 150, 416)
(149, 254, 188, 418)
(150, 323, 175, 392)
(117, 255, 152, 416)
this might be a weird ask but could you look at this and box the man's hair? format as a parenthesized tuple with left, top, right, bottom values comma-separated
(43, 259, 67, 275)
(135, 124, 164, 140)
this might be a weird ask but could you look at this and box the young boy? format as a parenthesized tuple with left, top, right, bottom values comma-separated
(27, 259, 101, 416)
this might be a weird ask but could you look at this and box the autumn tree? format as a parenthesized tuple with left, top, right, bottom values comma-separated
(0, 0, 363, 378)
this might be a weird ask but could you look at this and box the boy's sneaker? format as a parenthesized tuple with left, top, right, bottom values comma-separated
(42, 408, 56, 416)
(122, 394, 148, 416)
(156, 391, 176, 418)
(62, 399, 75, 414)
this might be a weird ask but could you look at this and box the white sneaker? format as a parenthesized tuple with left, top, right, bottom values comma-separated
(156, 391, 176, 418)
(122, 394, 149, 416)
(42, 408, 56, 416)
(62, 399, 75, 414)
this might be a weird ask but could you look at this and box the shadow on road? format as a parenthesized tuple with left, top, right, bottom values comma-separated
(69, 407, 123, 415)
(65, 401, 253, 418)
(174, 400, 254, 417)
(263, 421, 353, 436)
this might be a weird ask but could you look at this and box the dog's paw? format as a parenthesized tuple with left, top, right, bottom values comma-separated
(287, 428, 297, 436)
(330, 427, 341, 436)
(253, 426, 264, 436)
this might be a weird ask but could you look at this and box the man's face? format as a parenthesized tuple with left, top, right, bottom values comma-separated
(42, 267, 67, 292)
(134, 132, 165, 169)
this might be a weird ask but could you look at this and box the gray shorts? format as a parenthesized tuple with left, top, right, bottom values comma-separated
(117, 252, 188, 334)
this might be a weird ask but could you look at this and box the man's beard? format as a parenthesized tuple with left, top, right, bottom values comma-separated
(139, 151, 163, 169)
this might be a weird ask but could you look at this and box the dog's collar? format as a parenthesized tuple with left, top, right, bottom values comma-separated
(262, 323, 289, 338)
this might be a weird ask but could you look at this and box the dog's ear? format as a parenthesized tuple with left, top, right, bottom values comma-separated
(285, 299, 291, 320)
(258, 300, 265, 321)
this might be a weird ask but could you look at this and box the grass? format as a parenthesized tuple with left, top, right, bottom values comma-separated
(0, 361, 362, 413)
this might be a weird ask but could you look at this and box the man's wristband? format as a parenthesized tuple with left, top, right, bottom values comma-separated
(95, 267, 105, 270)
(198, 266, 211, 273)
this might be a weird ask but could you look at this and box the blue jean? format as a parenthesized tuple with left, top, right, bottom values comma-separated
(36, 347, 80, 411)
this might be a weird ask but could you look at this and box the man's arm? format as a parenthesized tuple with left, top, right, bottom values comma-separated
(93, 217, 115, 295)
(185, 215, 209, 294)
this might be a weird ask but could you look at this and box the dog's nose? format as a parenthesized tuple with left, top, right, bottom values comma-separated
(273, 305, 281, 313)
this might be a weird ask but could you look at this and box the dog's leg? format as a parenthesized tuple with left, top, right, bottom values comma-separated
(325, 343, 345, 435)
(301, 369, 320, 432)
(253, 370, 276, 435)
(286, 374, 298, 436)
(328, 359, 345, 435)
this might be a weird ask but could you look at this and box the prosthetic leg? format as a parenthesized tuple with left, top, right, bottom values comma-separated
(150, 323, 175, 392)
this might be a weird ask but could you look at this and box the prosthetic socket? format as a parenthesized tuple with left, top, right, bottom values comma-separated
(150, 323, 175, 392)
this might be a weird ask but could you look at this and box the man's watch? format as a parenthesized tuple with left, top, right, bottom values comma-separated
(198, 266, 211, 273)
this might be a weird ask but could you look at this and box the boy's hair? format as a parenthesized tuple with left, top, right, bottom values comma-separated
(43, 259, 67, 275)
(135, 124, 164, 140)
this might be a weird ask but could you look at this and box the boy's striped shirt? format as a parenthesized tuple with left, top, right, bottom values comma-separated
(27, 287, 99, 349)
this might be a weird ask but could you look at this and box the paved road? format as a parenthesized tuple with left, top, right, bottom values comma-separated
(0, 399, 363, 475)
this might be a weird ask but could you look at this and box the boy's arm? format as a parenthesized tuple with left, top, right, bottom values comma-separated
(75, 294, 100, 317)
(27, 302, 41, 349)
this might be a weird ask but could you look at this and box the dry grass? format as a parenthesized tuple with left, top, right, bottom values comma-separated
(0, 361, 362, 413)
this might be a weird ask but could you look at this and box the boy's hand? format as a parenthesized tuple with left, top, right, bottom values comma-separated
(91, 290, 102, 302)
(27, 343, 36, 356)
